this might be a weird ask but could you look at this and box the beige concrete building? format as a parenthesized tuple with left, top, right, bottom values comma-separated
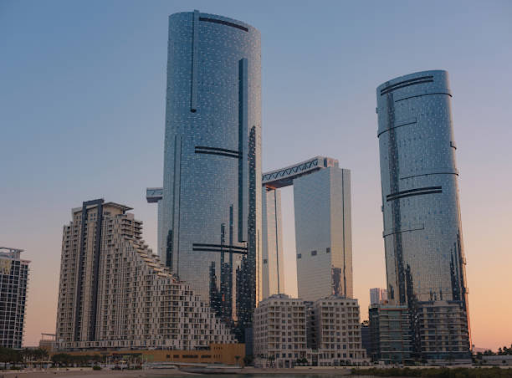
(253, 294, 367, 367)
(415, 300, 471, 361)
(308, 297, 367, 366)
(56, 199, 236, 351)
(253, 294, 308, 368)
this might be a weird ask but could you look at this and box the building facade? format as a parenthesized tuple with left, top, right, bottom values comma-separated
(261, 188, 284, 298)
(369, 304, 412, 363)
(370, 288, 388, 305)
(254, 295, 366, 368)
(261, 157, 352, 302)
(55, 200, 235, 350)
(159, 10, 262, 341)
(253, 294, 308, 368)
(360, 321, 371, 357)
(53, 343, 245, 366)
(413, 300, 471, 361)
(294, 166, 352, 301)
(0, 247, 29, 349)
(376, 70, 470, 357)
(307, 297, 367, 366)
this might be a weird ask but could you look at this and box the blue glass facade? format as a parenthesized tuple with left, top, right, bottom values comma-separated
(376, 70, 470, 356)
(261, 187, 284, 298)
(261, 157, 353, 303)
(294, 166, 353, 301)
(161, 11, 261, 340)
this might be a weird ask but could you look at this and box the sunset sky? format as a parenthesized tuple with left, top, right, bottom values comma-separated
(1, 0, 511, 350)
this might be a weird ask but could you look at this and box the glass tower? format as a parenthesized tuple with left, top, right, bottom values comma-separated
(376, 70, 470, 357)
(261, 187, 284, 298)
(294, 166, 353, 301)
(161, 11, 261, 340)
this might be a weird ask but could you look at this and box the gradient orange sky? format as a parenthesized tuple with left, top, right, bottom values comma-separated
(1, 0, 511, 351)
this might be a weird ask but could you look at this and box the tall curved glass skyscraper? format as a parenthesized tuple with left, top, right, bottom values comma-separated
(377, 70, 470, 358)
(161, 11, 261, 340)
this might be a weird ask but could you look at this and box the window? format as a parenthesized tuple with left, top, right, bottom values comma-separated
(326, 247, 331, 253)
(297, 254, 302, 259)
(311, 250, 317, 256)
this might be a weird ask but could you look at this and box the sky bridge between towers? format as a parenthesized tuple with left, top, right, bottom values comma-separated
(262, 156, 339, 189)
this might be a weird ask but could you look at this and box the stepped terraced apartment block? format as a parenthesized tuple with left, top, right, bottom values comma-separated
(55, 200, 235, 351)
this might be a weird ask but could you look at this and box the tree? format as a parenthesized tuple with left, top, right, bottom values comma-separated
(243, 355, 254, 367)
(52, 353, 73, 367)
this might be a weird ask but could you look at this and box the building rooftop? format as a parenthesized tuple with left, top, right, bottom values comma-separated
(0, 247, 24, 259)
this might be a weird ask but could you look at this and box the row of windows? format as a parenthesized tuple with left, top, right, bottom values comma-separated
(297, 247, 331, 259)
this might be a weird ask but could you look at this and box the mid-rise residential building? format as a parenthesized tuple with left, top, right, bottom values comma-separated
(0, 247, 29, 348)
(369, 304, 412, 363)
(55, 199, 235, 351)
(376, 70, 471, 358)
(307, 297, 366, 366)
(254, 294, 367, 367)
(370, 288, 387, 305)
(413, 300, 471, 361)
(253, 294, 308, 368)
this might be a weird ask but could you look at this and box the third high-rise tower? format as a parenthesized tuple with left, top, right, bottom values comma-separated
(376, 70, 470, 358)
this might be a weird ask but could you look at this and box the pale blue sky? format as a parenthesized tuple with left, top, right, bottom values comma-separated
(1, 0, 511, 348)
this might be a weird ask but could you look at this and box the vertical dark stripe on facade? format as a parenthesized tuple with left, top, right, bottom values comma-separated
(385, 93, 407, 305)
(229, 205, 234, 281)
(247, 125, 257, 320)
(176, 137, 183, 275)
(88, 201, 103, 341)
(167, 135, 179, 271)
(238, 58, 248, 242)
(341, 170, 347, 298)
(228, 205, 234, 321)
(74, 199, 104, 342)
(273, 191, 281, 292)
(190, 10, 199, 112)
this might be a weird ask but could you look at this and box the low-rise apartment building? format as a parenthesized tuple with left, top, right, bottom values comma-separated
(254, 294, 367, 367)
(369, 304, 412, 363)
(253, 294, 308, 368)
(308, 297, 367, 366)
(413, 300, 471, 361)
